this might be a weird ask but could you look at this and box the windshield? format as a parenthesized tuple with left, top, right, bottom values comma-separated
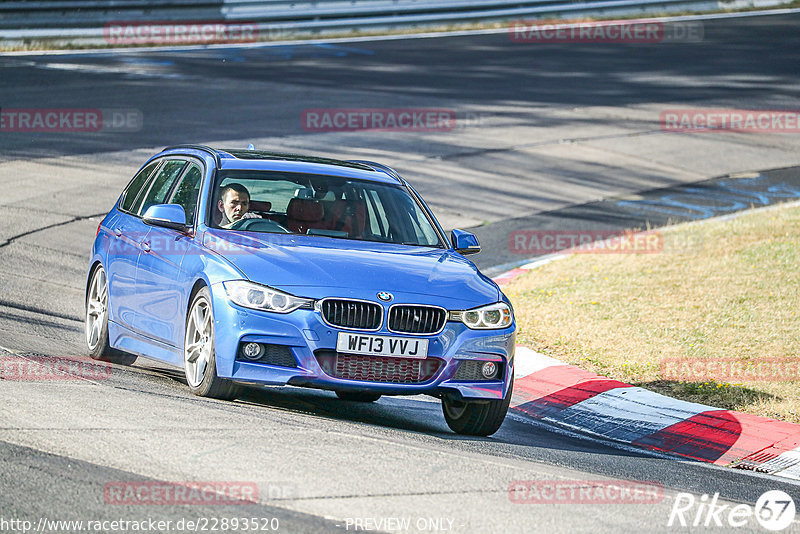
(209, 170, 444, 247)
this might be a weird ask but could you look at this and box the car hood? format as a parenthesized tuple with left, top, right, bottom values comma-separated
(203, 229, 499, 308)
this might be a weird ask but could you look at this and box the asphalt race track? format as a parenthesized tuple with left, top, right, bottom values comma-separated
(1, 11, 800, 533)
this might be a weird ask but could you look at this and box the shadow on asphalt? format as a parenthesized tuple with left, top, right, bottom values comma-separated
(132, 359, 648, 457)
(1, 14, 798, 161)
(475, 166, 800, 272)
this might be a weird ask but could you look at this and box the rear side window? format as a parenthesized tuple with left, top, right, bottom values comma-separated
(120, 161, 160, 213)
(135, 160, 187, 216)
(169, 163, 203, 224)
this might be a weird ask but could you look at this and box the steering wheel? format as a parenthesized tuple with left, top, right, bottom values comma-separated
(228, 218, 249, 231)
(229, 217, 290, 233)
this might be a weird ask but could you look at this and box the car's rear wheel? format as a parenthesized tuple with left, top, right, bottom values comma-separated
(442, 379, 513, 436)
(184, 287, 238, 400)
(335, 391, 381, 402)
(85, 265, 137, 365)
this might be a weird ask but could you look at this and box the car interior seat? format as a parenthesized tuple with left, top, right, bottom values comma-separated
(325, 199, 367, 237)
(286, 198, 326, 234)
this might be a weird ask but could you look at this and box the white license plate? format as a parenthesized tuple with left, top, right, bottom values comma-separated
(336, 333, 428, 359)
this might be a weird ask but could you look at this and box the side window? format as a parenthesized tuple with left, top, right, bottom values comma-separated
(120, 161, 160, 213)
(366, 190, 389, 236)
(169, 163, 203, 224)
(405, 198, 440, 246)
(135, 160, 187, 216)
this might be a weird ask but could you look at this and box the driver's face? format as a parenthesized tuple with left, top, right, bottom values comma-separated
(219, 191, 249, 222)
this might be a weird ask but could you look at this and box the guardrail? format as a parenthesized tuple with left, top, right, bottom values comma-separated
(0, 1, 224, 29)
(0, 0, 788, 44)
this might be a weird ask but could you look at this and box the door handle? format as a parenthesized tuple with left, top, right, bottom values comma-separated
(141, 241, 151, 253)
(114, 228, 122, 237)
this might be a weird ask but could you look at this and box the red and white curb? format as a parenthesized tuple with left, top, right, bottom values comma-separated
(507, 346, 800, 480)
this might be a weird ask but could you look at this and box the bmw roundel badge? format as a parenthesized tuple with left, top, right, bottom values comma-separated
(377, 291, 393, 302)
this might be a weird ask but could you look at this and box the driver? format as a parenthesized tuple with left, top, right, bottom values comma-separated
(217, 183, 259, 228)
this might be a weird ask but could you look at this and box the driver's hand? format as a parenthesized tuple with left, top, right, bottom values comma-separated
(242, 212, 261, 220)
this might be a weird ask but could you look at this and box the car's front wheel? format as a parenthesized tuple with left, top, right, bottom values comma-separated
(335, 391, 381, 402)
(85, 265, 137, 365)
(184, 287, 238, 400)
(442, 379, 513, 436)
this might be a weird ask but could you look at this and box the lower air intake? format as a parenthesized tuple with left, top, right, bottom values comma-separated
(315, 351, 443, 384)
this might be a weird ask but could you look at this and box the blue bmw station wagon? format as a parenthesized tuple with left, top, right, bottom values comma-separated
(86, 145, 516, 435)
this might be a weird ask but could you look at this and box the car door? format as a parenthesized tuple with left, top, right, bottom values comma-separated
(105, 159, 162, 332)
(134, 159, 202, 349)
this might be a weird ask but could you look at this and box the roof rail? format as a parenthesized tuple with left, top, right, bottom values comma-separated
(348, 160, 404, 183)
(162, 144, 221, 167)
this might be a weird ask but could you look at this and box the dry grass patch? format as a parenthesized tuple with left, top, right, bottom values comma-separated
(505, 202, 800, 423)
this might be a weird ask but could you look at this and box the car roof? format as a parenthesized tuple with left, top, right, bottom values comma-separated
(157, 145, 404, 185)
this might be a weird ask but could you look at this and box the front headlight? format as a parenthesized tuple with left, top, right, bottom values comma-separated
(222, 280, 314, 313)
(450, 302, 513, 330)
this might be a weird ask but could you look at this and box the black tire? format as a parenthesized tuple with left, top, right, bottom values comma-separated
(85, 265, 137, 365)
(184, 287, 239, 400)
(335, 391, 381, 402)
(442, 379, 513, 436)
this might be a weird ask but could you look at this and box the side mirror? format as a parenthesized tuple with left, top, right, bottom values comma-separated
(142, 204, 188, 231)
(451, 229, 481, 255)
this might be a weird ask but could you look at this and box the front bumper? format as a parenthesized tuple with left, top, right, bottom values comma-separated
(210, 286, 516, 400)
